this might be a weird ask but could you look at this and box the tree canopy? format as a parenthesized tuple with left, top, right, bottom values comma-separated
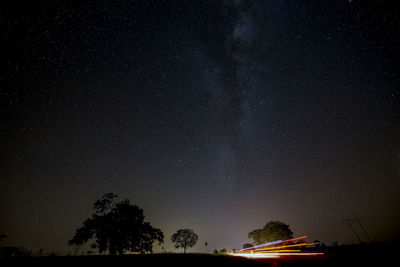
(248, 221, 293, 245)
(170, 228, 198, 253)
(68, 193, 164, 255)
(242, 243, 253, 249)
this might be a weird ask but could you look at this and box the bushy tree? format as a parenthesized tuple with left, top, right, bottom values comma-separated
(68, 193, 164, 255)
(248, 221, 293, 245)
(219, 248, 227, 254)
(170, 229, 198, 253)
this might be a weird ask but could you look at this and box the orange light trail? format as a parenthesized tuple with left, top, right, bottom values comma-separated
(232, 236, 324, 259)
(235, 236, 308, 253)
(255, 242, 321, 252)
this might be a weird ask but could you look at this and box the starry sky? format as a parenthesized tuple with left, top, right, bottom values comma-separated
(1, 0, 400, 254)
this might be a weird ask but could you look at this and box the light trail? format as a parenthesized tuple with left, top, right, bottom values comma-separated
(235, 240, 283, 253)
(253, 242, 321, 252)
(231, 252, 324, 259)
(231, 236, 324, 259)
(235, 236, 308, 253)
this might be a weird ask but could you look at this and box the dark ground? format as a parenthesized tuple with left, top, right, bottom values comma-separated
(0, 242, 398, 266)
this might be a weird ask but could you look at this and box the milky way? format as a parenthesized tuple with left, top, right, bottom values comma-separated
(2, 0, 399, 254)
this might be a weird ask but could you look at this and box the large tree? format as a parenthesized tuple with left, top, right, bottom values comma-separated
(170, 229, 198, 253)
(248, 221, 293, 245)
(68, 193, 164, 255)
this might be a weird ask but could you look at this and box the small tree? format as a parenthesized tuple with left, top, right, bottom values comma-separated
(248, 221, 293, 245)
(0, 234, 7, 243)
(219, 248, 227, 254)
(170, 229, 198, 253)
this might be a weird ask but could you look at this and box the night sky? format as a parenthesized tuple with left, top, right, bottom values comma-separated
(1, 0, 400, 254)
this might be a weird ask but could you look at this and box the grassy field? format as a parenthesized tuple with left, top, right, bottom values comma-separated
(1, 254, 263, 266)
(0, 242, 398, 266)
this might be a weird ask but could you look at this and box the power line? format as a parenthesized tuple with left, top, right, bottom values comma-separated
(342, 219, 372, 243)
(353, 219, 372, 242)
(343, 219, 362, 243)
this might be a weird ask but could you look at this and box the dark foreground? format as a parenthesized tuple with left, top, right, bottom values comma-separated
(1, 242, 398, 266)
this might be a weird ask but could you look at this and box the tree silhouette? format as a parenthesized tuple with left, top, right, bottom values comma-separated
(219, 248, 227, 254)
(170, 229, 198, 253)
(0, 234, 7, 242)
(68, 193, 164, 255)
(242, 243, 253, 249)
(248, 221, 293, 245)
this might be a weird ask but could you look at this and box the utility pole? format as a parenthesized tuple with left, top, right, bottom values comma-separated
(353, 219, 372, 242)
(343, 219, 362, 244)
(343, 219, 372, 243)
